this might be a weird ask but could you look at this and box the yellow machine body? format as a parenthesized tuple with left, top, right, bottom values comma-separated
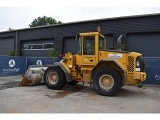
(61, 32, 146, 85)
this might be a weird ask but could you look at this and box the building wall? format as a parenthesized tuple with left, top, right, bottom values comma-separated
(0, 14, 160, 57)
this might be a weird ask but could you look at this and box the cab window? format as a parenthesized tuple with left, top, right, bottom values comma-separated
(83, 36, 95, 55)
(99, 35, 106, 50)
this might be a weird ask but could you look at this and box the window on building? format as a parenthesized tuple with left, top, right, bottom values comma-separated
(22, 44, 32, 49)
(22, 45, 27, 49)
(22, 43, 54, 50)
(43, 43, 54, 49)
(32, 44, 43, 49)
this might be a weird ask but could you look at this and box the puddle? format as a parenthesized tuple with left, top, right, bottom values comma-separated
(45, 91, 69, 99)
(0, 81, 20, 90)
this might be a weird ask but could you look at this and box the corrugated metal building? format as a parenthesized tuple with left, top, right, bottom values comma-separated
(0, 13, 160, 57)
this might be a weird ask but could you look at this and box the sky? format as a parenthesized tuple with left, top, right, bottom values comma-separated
(0, 0, 160, 32)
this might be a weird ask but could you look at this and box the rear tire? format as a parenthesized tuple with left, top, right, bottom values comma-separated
(93, 67, 122, 96)
(43, 66, 66, 90)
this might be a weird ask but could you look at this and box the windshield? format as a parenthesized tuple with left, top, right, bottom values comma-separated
(99, 35, 106, 50)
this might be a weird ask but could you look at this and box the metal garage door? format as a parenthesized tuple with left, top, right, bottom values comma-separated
(63, 37, 79, 54)
(0, 37, 14, 55)
(127, 33, 160, 57)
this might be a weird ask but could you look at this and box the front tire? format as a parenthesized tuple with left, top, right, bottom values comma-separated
(93, 67, 122, 96)
(43, 66, 66, 90)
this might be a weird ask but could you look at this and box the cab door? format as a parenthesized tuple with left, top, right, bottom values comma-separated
(81, 35, 96, 65)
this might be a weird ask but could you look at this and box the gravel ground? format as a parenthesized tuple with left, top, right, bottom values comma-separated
(0, 75, 160, 113)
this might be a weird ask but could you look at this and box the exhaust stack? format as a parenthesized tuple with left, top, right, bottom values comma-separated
(117, 35, 123, 51)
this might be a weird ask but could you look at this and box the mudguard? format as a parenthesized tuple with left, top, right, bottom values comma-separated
(55, 62, 72, 82)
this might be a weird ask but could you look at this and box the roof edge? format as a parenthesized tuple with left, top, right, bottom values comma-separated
(0, 13, 160, 34)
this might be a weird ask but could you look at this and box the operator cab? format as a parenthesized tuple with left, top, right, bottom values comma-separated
(75, 30, 107, 66)
(77, 32, 107, 55)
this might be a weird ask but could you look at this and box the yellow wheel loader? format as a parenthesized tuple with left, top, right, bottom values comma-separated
(21, 28, 146, 96)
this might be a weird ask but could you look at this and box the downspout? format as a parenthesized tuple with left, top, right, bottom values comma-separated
(15, 30, 18, 56)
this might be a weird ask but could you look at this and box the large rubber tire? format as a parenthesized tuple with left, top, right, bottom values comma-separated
(93, 67, 122, 96)
(67, 80, 79, 85)
(43, 66, 66, 90)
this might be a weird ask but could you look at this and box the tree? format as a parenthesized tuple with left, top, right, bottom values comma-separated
(29, 16, 62, 27)
(9, 50, 16, 56)
(8, 27, 14, 31)
(48, 49, 58, 57)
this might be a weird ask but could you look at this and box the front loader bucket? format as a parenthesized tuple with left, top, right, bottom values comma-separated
(20, 65, 48, 86)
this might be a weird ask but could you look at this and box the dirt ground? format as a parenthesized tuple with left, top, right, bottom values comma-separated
(0, 75, 160, 113)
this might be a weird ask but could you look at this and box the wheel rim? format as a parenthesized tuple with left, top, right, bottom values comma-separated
(47, 71, 58, 85)
(99, 74, 114, 90)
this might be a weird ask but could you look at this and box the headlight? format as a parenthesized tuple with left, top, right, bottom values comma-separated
(136, 55, 145, 72)
(137, 61, 140, 67)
